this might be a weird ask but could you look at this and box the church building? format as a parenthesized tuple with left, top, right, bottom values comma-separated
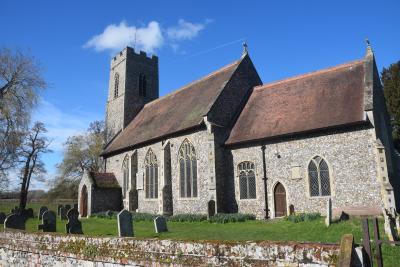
(78, 44, 399, 219)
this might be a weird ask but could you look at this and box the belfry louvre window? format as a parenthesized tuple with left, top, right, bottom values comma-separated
(308, 156, 331, 197)
(139, 73, 147, 97)
(114, 73, 119, 98)
(145, 149, 158, 199)
(238, 161, 256, 199)
(179, 139, 197, 198)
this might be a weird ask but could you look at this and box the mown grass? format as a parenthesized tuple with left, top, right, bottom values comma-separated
(1, 202, 399, 266)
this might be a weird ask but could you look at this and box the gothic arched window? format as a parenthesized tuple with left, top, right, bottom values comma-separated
(179, 139, 197, 198)
(114, 73, 119, 99)
(145, 148, 158, 199)
(238, 161, 256, 199)
(122, 155, 129, 197)
(308, 156, 331, 197)
(139, 73, 147, 97)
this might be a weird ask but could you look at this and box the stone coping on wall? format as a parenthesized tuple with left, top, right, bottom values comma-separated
(0, 230, 340, 266)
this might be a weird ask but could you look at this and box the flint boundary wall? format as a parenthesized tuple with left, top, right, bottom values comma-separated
(0, 230, 340, 266)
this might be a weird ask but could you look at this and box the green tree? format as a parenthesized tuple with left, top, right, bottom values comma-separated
(46, 120, 106, 200)
(382, 61, 400, 151)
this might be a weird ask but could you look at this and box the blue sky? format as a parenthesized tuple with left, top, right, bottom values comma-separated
(1, 0, 399, 190)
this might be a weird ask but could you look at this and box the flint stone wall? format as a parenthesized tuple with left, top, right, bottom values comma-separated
(231, 127, 384, 219)
(0, 231, 339, 266)
(106, 129, 216, 215)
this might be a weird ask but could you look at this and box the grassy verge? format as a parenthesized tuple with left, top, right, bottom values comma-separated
(1, 202, 399, 266)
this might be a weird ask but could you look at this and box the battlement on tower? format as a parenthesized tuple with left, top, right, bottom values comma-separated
(111, 47, 158, 69)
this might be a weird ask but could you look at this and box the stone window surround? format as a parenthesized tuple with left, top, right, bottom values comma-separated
(178, 138, 199, 200)
(144, 148, 158, 199)
(304, 154, 335, 200)
(122, 154, 129, 198)
(237, 161, 257, 200)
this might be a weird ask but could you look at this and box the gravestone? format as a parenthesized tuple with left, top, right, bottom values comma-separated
(60, 207, 67, 220)
(106, 210, 113, 218)
(325, 198, 332, 227)
(0, 212, 6, 224)
(66, 208, 83, 234)
(65, 204, 71, 211)
(207, 200, 215, 219)
(26, 208, 34, 218)
(339, 211, 350, 221)
(38, 206, 48, 220)
(4, 214, 25, 230)
(117, 210, 133, 237)
(38, 210, 56, 232)
(154, 216, 168, 233)
(289, 204, 295, 215)
(57, 205, 63, 216)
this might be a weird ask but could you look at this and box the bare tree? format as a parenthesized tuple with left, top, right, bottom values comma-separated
(0, 48, 46, 187)
(18, 122, 51, 210)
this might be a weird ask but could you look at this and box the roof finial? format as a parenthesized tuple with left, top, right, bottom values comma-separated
(365, 38, 373, 57)
(242, 42, 248, 56)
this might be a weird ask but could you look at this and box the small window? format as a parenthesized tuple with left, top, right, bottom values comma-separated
(308, 156, 331, 197)
(122, 155, 129, 197)
(238, 161, 256, 199)
(114, 73, 119, 98)
(145, 148, 158, 199)
(139, 73, 147, 97)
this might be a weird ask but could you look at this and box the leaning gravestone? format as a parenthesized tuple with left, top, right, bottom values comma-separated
(0, 212, 6, 224)
(60, 207, 67, 220)
(118, 210, 133, 237)
(57, 205, 63, 216)
(154, 216, 168, 233)
(38, 210, 56, 232)
(325, 198, 332, 227)
(66, 208, 83, 234)
(4, 214, 25, 230)
(38, 206, 48, 220)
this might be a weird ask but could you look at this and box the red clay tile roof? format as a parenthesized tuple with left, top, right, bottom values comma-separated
(226, 59, 367, 145)
(90, 172, 120, 188)
(102, 58, 242, 156)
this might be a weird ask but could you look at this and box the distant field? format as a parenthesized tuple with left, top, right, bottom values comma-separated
(1, 201, 399, 266)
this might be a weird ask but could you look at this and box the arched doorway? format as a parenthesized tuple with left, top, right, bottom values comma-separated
(274, 183, 287, 217)
(80, 185, 88, 217)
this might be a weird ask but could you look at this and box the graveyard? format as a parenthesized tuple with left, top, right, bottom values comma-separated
(0, 202, 399, 266)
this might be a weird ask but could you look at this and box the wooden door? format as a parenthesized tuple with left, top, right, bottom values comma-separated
(274, 183, 287, 217)
(80, 185, 88, 217)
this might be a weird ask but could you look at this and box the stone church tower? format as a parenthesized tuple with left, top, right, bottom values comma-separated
(105, 47, 159, 141)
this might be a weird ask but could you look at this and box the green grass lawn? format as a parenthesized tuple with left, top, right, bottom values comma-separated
(1, 201, 399, 266)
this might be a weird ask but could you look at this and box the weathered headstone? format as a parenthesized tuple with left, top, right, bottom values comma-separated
(339, 211, 350, 221)
(57, 204, 63, 215)
(325, 198, 332, 227)
(289, 204, 295, 215)
(38, 206, 48, 220)
(60, 206, 67, 220)
(0, 212, 6, 224)
(4, 214, 25, 230)
(154, 216, 168, 233)
(66, 208, 83, 234)
(65, 204, 71, 211)
(118, 210, 133, 237)
(38, 210, 56, 232)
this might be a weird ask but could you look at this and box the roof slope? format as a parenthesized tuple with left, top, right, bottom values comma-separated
(90, 172, 120, 188)
(102, 58, 242, 156)
(226, 59, 367, 145)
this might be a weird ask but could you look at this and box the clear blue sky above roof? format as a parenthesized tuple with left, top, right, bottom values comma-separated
(1, 0, 399, 190)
